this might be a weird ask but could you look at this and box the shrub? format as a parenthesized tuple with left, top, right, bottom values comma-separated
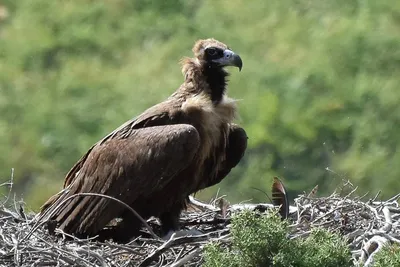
(203, 210, 352, 267)
(371, 244, 400, 267)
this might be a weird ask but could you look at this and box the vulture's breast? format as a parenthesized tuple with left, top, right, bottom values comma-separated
(181, 93, 238, 163)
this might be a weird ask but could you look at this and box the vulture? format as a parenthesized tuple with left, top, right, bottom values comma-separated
(39, 38, 247, 242)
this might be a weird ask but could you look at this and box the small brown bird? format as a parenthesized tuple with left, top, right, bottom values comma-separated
(39, 38, 247, 242)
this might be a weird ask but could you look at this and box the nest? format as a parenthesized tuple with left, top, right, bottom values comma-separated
(0, 180, 400, 267)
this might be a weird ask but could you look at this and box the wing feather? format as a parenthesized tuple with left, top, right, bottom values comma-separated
(46, 124, 199, 236)
(63, 100, 178, 188)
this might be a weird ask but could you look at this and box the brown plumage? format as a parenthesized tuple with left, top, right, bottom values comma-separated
(39, 38, 247, 242)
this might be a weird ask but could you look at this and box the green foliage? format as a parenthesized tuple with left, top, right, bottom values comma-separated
(203, 210, 352, 267)
(1, 0, 400, 208)
(372, 244, 400, 267)
(298, 230, 352, 267)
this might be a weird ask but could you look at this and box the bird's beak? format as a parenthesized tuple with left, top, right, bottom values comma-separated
(213, 49, 243, 71)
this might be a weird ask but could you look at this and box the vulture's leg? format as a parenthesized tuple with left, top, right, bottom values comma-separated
(208, 124, 248, 188)
(159, 203, 182, 235)
(96, 209, 144, 243)
(159, 201, 203, 240)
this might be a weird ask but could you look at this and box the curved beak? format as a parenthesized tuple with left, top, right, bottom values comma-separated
(212, 49, 243, 71)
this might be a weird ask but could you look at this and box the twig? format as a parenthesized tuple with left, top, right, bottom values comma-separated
(139, 233, 212, 267)
(2, 169, 14, 206)
(168, 247, 202, 267)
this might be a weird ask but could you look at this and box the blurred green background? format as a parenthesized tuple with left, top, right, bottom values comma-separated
(1, 0, 400, 210)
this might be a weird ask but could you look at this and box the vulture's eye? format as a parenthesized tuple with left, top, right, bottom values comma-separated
(207, 48, 217, 56)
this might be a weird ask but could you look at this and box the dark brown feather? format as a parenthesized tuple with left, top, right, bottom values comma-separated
(307, 185, 319, 198)
(55, 124, 200, 236)
(40, 38, 247, 242)
(271, 177, 289, 219)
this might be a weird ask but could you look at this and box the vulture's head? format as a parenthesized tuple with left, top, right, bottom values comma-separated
(192, 38, 243, 71)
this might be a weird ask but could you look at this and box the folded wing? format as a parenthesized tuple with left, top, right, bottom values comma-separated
(41, 123, 200, 237)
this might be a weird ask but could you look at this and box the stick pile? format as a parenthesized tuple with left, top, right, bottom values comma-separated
(0, 181, 399, 266)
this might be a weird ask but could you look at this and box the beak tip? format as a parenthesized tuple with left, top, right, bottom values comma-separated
(233, 55, 243, 72)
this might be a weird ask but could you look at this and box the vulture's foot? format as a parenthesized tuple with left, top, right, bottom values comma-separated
(96, 226, 135, 243)
(96, 216, 142, 243)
